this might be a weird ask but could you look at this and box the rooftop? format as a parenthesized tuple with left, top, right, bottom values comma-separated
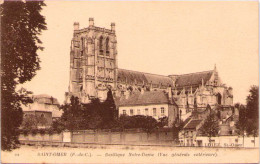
(117, 69, 172, 86)
(118, 90, 175, 107)
(175, 70, 214, 89)
(33, 94, 60, 105)
(184, 119, 203, 129)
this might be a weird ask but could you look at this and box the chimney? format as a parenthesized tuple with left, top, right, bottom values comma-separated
(89, 18, 94, 26)
(111, 22, 115, 32)
(73, 22, 79, 30)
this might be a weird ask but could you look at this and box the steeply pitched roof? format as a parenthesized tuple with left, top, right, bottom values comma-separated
(33, 94, 60, 105)
(184, 119, 203, 129)
(174, 70, 214, 89)
(118, 91, 175, 107)
(117, 69, 172, 87)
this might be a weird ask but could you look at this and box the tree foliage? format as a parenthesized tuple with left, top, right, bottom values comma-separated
(245, 86, 259, 137)
(1, 0, 47, 150)
(199, 112, 219, 141)
(21, 114, 48, 130)
(157, 116, 169, 128)
(172, 120, 185, 140)
(246, 86, 259, 123)
(60, 96, 84, 131)
(60, 94, 160, 132)
(235, 104, 247, 135)
(117, 115, 158, 133)
(60, 90, 117, 130)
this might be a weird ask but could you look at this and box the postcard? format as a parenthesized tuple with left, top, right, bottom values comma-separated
(1, 0, 259, 163)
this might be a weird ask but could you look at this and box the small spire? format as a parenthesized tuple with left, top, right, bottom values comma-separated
(214, 63, 217, 71)
(190, 86, 193, 94)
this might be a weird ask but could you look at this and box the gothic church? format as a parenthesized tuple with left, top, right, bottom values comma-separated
(65, 18, 233, 116)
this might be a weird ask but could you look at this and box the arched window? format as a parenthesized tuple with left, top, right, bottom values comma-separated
(99, 36, 103, 54)
(106, 38, 109, 54)
(81, 38, 84, 56)
(216, 93, 222, 105)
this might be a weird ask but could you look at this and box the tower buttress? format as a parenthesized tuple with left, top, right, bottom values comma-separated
(67, 18, 118, 104)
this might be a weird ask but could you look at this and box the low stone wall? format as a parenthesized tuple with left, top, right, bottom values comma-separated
(19, 129, 176, 146)
(19, 133, 63, 142)
(70, 129, 174, 145)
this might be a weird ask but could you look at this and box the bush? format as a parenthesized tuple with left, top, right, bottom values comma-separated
(31, 129, 38, 136)
(39, 129, 46, 136)
(118, 115, 158, 133)
(22, 129, 30, 136)
(47, 128, 54, 135)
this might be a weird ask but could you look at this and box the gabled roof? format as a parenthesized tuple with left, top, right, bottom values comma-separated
(118, 91, 175, 107)
(117, 69, 172, 86)
(184, 119, 203, 130)
(174, 70, 214, 89)
(33, 94, 60, 105)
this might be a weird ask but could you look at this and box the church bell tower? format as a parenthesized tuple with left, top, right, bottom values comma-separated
(67, 18, 118, 103)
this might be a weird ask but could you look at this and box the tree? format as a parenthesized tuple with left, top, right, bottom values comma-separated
(235, 104, 247, 146)
(52, 118, 65, 134)
(246, 119, 258, 147)
(1, 1, 47, 150)
(21, 114, 48, 130)
(199, 112, 219, 143)
(102, 89, 116, 122)
(172, 120, 185, 141)
(246, 86, 259, 126)
(157, 116, 168, 128)
(60, 96, 84, 131)
(245, 86, 259, 145)
(83, 98, 105, 129)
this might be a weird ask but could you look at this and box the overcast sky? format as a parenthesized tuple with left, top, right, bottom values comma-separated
(21, 1, 258, 104)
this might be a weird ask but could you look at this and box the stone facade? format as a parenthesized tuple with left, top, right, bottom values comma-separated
(21, 94, 62, 119)
(66, 18, 234, 117)
(117, 90, 179, 127)
(66, 18, 118, 103)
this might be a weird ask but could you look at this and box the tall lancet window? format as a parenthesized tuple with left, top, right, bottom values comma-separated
(106, 38, 109, 55)
(81, 38, 84, 57)
(99, 36, 103, 55)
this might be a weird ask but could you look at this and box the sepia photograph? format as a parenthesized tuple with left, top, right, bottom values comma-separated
(1, 0, 259, 163)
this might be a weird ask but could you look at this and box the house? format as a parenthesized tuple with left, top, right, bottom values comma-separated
(21, 94, 62, 128)
(179, 119, 204, 146)
(117, 89, 179, 127)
